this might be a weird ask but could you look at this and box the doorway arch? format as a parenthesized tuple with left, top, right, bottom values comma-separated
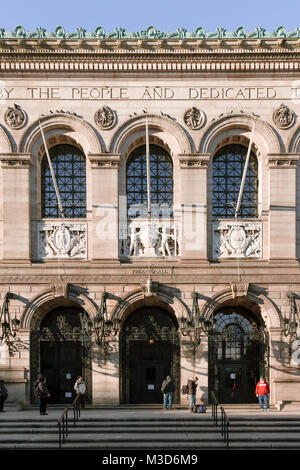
(208, 305, 269, 404)
(119, 306, 180, 404)
(30, 305, 92, 404)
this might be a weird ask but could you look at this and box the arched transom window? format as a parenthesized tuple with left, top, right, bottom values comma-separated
(212, 144, 258, 219)
(126, 144, 173, 218)
(41, 144, 86, 218)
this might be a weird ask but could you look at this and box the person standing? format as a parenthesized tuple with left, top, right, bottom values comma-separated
(35, 376, 50, 415)
(0, 378, 8, 412)
(255, 376, 270, 411)
(188, 376, 198, 412)
(161, 376, 175, 410)
(74, 376, 86, 409)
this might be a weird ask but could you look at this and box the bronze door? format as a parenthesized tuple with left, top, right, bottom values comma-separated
(40, 341, 82, 404)
(120, 307, 180, 404)
(218, 363, 259, 404)
(129, 340, 172, 404)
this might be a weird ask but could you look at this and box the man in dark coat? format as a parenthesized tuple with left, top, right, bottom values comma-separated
(0, 378, 8, 412)
(35, 376, 51, 415)
(161, 376, 175, 410)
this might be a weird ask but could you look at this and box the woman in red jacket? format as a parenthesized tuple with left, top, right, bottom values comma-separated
(255, 377, 270, 411)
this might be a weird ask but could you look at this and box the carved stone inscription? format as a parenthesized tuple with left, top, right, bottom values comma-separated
(2, 85, 300, 101)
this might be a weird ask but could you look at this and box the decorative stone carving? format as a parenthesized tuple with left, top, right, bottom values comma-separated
(4, 104, 26, 129)
(51, 282, 69, 298)
(88, 154, 121, 168)
(184, 107, 205, 130)
(213, 221, 262, 259)
(141, 278, 159, 297)
(273, 103, 295, 129)
(230, 282, 249, 298)
(94, 106, 116, 129)
(179, 154, 210, 168)
(268, 154, 299, 169)
(37, 222, 87, 259)
(119, 220, 181, 258)
(0, 154, 31, 168)
(4, 25, 300, 40)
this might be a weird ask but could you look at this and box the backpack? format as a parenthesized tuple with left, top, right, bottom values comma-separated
(181, 384, 189, 395)
(195, 405, 206, 413)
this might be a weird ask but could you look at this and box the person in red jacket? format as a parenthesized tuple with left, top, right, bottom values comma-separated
(255, 377, 270, 411)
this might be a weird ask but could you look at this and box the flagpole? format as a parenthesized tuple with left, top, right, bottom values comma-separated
(234, 120, 256, 218)
(145, 112, 151, 219)
(39, 119, 65, 218)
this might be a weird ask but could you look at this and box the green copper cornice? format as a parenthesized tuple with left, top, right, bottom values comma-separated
(1, 25, 300, 39)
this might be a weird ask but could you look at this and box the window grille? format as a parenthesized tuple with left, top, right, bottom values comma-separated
(41, 144, 86, 218)
(126, 145, 173, 218)
(212, 144, 258, 218)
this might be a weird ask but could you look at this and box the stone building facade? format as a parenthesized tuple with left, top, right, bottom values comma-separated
(0, 26, 300, 406)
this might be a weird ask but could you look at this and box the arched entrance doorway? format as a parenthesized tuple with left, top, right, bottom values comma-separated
(30, 306, 92, 404)
(120, 306, 180, 404)
(208, 306, 269, 404)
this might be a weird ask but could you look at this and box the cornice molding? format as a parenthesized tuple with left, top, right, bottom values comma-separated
(0, 153, 32, 168)
(178, 154, 210, 169)
(0, 51, 300, 74)
(88, 153, 121, 168)
(267, 153, 300, 168)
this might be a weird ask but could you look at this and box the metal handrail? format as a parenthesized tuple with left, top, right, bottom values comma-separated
(58, 407, 68, 449)
(211, 390, 218, 426)
(220, 406, 230, 449)
(57, 394, 82, 448)
(73, 393, 81, 424)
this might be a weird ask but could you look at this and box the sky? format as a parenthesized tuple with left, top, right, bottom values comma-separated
(2, 0, 300, 34)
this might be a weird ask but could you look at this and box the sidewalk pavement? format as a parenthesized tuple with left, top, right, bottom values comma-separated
(1, 405, 300, 421)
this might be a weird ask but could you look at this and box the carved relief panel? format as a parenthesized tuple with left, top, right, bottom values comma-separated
(37, 222, 87, 259)
(213, 221, 262, 259)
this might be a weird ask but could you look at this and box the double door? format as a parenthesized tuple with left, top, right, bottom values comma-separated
(129, 340, 172, 404)
(40, 341, 83, 404)
(218, 362, 259, 403)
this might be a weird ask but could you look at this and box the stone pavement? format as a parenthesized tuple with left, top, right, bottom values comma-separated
(1, 405, 300, 450)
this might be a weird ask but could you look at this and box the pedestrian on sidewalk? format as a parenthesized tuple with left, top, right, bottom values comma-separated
(255, 376, 270, 411)
(74, 376, 86, 409)
(187, 376, 198, 412)
(0, 378, 8, 412)
(35, 376, 50, 415)
(161, 376, 175, 410)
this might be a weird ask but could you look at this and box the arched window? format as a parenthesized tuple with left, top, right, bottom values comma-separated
(41, 144, 86, 218)
(126, 144, 173, 218)
(212, 144, 258, 218)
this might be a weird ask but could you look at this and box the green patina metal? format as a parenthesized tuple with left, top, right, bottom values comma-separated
(0, 25, 300, 40)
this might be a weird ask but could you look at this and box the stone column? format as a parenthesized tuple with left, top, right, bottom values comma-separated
(0, 154, 32, 262)
(88, 154, 121, 262)
(179, 154, 210, 261)
(268, 154, 299, 261)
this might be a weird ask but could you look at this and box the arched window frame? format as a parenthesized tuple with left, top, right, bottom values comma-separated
(41, 144, 87, 219)
(212, 143, 259, 219)
(126, 144, 174, 218)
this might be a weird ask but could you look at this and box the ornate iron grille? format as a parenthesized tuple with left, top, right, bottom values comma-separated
(212, 144, 258, 218)
(41, 144, 86, 218)
(30, 307, 92, 404)
(119, 307, 180, 404)
(208, 308, 269, 403)
(126, 145, 173, 217)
